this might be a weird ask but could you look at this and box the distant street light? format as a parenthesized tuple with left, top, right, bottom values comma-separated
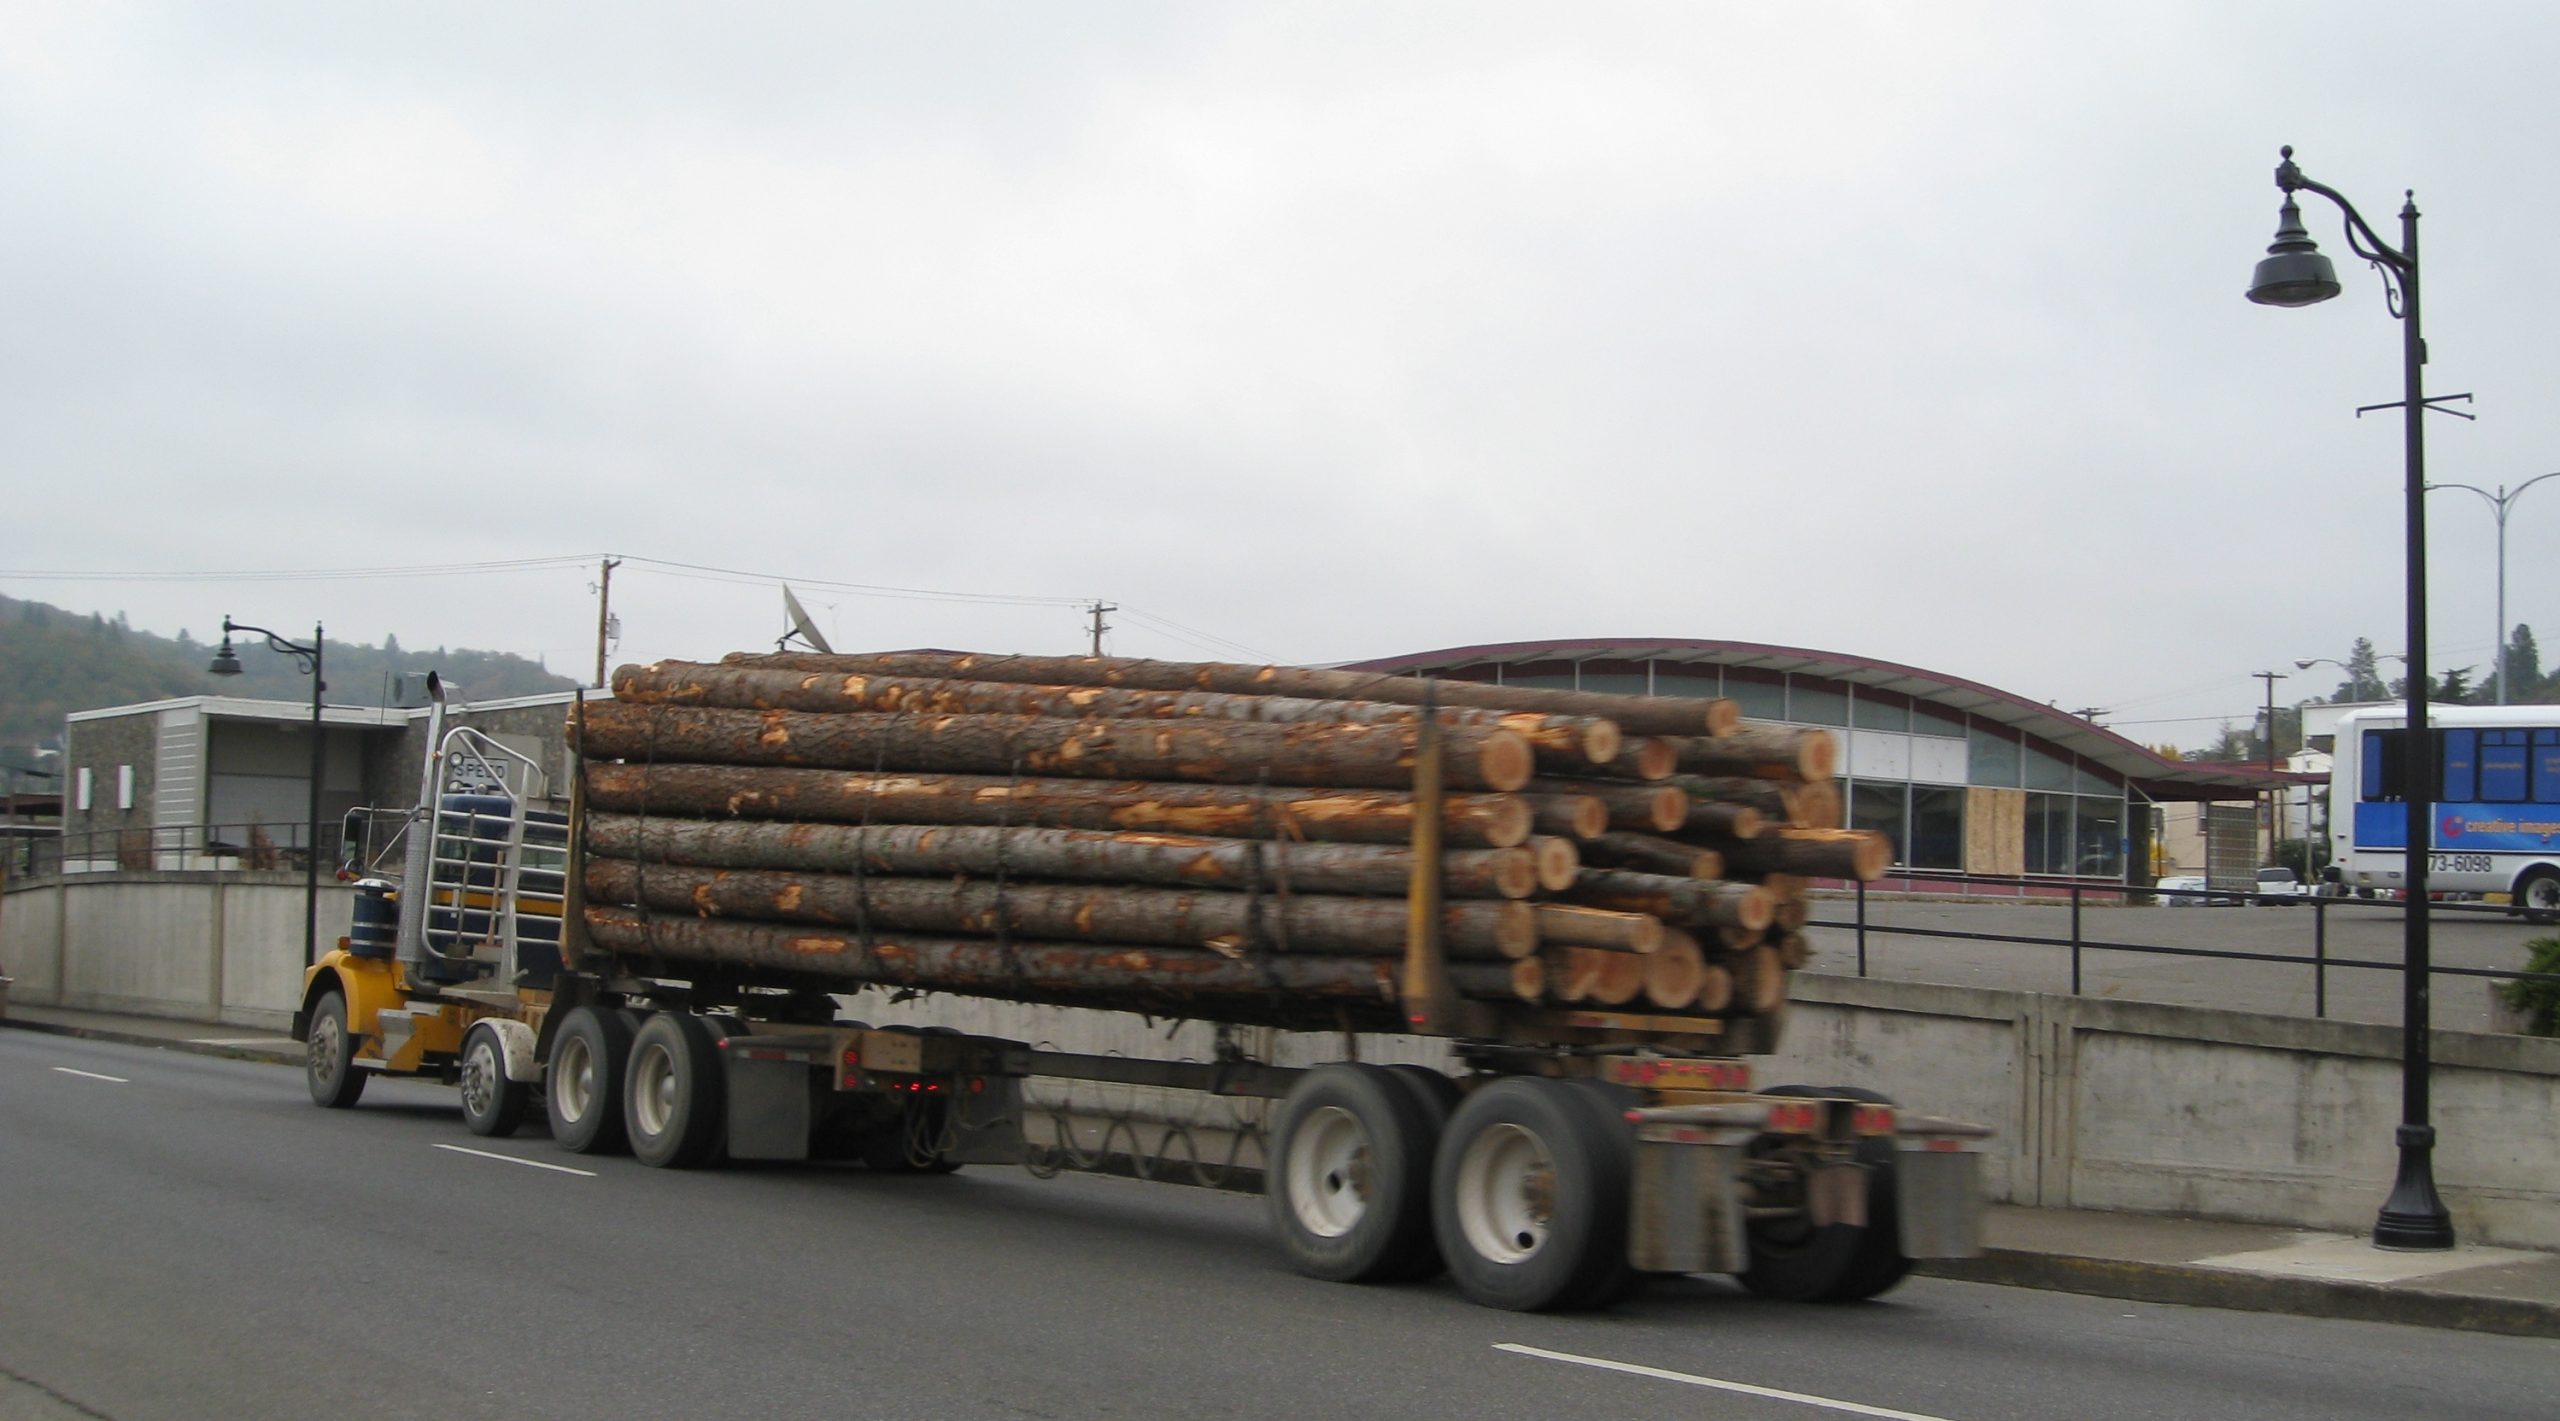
(2425, 473, 2560, 705)
(209, 618, 327, 969)
(2247, 145, 2459, 1251)
(2294, 652, 2410, 700)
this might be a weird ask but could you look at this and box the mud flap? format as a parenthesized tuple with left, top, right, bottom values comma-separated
(1629, 1138, 1750, 1274)
(1806, 1162, 1869, 1229)
(1893, 1145, 1984, 1258)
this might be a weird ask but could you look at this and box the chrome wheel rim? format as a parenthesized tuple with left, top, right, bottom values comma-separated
(307, 1012, 342, 1085)
(1284, 1105, 1372, 1238)
(1453, 1123, 1554, 1265)
(460, 1039, 501, 1120)
(554, 1033, 595, 1123)
(632, 1041, 677, 1138)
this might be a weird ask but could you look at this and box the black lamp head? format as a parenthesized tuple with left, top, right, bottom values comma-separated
(208, 619, 244, 677)
(2247, 192, 2342, 307)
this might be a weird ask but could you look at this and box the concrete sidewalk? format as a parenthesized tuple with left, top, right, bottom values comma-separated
(8, 1001, 2558, 1339)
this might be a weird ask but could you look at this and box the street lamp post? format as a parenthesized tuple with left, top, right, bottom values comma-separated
(2248, 145, 2457, 1250)
(208, 618, 327, 969)
(2425, 473, 2560, 704)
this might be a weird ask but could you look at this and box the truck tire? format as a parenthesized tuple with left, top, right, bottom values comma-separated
(1562, 1079, 1642, 1309)
(305, 990, 367, 1109)
(1795, 1086, 1913, 1303)
(1265, 1063, 1437, 1283)
(1377, 1065, 1463, 1281)
(626, 1012, 724, 1169)
(548, 1006, 635, 1155)
(1431, 1077, 1630, 1312)
(1736, 1086, 1865, 1303)
(2515, 868, 2560, 926)
(458, 1023, 528, 1138)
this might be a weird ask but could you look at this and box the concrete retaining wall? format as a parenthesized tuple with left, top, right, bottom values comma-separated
(1, 873, 348, 1030)
(9, 873, 2557, 1248)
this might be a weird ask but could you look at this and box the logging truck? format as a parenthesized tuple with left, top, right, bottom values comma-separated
(291, 654, 1986, 1312)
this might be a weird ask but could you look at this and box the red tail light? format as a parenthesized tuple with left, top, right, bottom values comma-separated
(1765, 1101, 1820, 1134)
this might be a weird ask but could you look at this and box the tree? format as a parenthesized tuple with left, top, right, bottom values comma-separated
(2187, 723, 2257, 763)
(2392, 665, 2475, 702)
(2503, 623, 2543, 700)
(2336, 638, 2389, 702)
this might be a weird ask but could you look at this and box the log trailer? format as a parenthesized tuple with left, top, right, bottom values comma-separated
(292, 661, 1986, 1312)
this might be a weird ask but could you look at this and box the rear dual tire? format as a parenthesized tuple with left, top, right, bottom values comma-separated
(1430, 1078, 1634, 1312)
(1739, 1085, 1913, 1304)
(626, 1012, 725, 1169)
(1265, 1064, 1441, 1283)
(547, 1006, 635, 1154)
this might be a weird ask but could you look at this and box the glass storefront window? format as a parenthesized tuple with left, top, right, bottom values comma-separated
(2024, 791, 2073, 874)
(1725, 669, 1787, 721)
(1790, 677, 1849, 726)
(1850, 782, 1909, 863)
(1578, 672, 1648, 695)
(1852, 691, 1911, 732)
(2023, 742, 2075, 791)
(1909, 786, 1964, 869)
(1652, 670, 1720, 699)
(2075, 795, 2124, 876)
(1969, 724, 2021, 786)
(1912, 703, 1965, 739)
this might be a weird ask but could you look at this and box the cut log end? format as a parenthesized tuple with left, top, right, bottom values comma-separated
(1627, 738, 1676, 781)
(1643, 931, 1707, 1012)
(1703, 699, 1741, 737)
(1508, 956, 1547, 1002)
(1581, 720, 1623, 766)
(1530, 836, 1581, 893)
(1476, 729, 1534, 793)
(1692, 963, 1734, 1014)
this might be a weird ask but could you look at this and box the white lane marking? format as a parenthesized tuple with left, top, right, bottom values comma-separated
(187, 1037, 300, 1048)
(1496, 1343, 1960, 1421)
(49, 1067, 130, 1083)
(432, 1143, 597, 1177)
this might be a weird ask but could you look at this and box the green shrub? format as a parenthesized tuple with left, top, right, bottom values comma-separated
(2497, 936, 2560, 1036)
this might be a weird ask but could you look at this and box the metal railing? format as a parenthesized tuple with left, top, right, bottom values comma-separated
(1817, 872, 2560, 1019)
(1, 821, 342, 880)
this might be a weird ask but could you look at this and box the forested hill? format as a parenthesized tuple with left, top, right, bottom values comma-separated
(0, 592, 581, 751)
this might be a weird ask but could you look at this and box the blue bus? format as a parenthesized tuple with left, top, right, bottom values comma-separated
(2328, 705, 2560, 922)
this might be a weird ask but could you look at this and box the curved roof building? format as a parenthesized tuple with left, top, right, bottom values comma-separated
(1347, 638, 2302, 882)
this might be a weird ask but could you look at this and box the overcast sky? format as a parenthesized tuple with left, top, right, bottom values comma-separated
(5, 3, 2555, 748)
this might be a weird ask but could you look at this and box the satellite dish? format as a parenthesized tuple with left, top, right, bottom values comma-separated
(779, 585, 835, 654)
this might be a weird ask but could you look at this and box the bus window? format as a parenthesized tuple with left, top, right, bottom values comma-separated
(2363, 729, 2396, 800)
(2481, 730, 2530, 802)
(2538, 731, 2560, 804)
(2441, 730, 2477, 802)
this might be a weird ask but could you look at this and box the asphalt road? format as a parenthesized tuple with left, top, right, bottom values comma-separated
(4, 1032, 2552, 1421)
(1802, 895, 2545, 1031)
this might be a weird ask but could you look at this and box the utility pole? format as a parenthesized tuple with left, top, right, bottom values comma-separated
(594, 557, 622, 688)
(1086, 601, 1115, 657)
(2255, 668, 2288, 869)
(2253, 670, 2288, 769)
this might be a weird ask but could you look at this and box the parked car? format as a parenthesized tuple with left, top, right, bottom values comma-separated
(2157, 874, 2209, 907)
(2255, 866, 2310, 905)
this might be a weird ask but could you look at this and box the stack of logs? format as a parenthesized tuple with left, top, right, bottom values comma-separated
(568, 651, 1891, 1037)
